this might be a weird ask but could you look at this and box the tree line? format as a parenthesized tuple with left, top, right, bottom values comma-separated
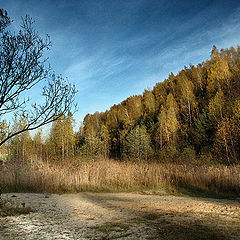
(1, 46, 240, 165)
(80, 46, 240, 165)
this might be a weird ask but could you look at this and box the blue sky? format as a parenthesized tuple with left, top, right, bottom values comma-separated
(2, 0, 240, 127)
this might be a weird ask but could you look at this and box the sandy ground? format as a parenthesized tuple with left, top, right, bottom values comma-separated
(0, 192, 240, 239)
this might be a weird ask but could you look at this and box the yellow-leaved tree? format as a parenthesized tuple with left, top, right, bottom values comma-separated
(207, 46, 232, 96)
(156, 93, 179, 148)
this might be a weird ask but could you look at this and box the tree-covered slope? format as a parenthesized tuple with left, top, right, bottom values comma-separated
(81, 46, 240, 164)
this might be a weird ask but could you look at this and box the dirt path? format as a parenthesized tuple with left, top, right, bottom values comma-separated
(0, 192, 240, 239)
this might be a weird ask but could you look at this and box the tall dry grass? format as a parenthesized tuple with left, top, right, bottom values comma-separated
(0, 158, 239, 196)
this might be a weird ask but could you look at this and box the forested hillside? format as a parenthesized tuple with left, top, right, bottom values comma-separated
(1, 46, 240, 166)
(80, 46, 240, 164)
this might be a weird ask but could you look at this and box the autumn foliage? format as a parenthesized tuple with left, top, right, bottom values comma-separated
(1, 46, 240, 165)
(80, 46, 240, 164)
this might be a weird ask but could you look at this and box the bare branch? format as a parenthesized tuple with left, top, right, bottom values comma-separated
(0, 11, 77, 147)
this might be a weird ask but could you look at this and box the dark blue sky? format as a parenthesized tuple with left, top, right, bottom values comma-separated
(2, 0, 240, 125)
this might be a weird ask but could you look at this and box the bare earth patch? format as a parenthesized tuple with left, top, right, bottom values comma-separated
(0, 192, 239, 239)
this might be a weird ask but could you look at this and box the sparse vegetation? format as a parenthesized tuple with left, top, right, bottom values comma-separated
(91, 222, 130, 234)
(0, 199, 32, 217)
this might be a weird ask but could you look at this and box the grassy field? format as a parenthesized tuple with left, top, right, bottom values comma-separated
(0, 158, 239, 197)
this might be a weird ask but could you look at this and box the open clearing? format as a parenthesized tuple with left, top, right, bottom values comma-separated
(0, 192, 240, 239)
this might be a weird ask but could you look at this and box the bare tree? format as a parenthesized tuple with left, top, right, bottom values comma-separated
(0, 9, 77, 147)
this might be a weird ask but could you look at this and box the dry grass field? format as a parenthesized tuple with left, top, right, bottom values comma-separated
(0, 158, 239, 197)
(1, 159, 240, 239)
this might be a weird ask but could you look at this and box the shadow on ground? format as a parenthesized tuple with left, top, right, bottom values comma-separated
(175, 184, 240, 200)
(80, 193, 239, 240)
(1, 193, 239, 240)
